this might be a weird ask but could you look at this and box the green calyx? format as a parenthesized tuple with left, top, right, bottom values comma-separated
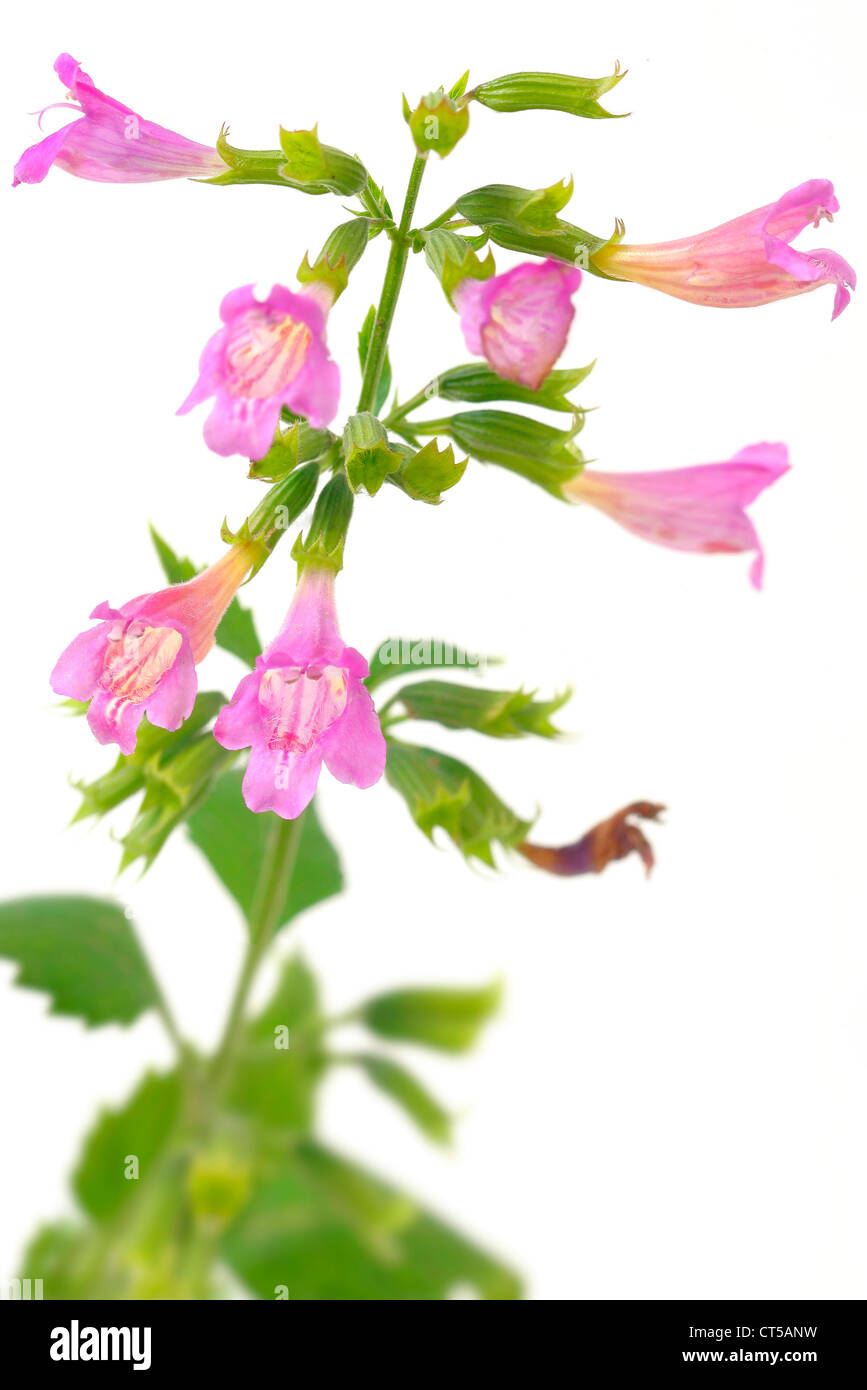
(292, 471, 354, 574)
(389, 439, 468, 505)
(205, 128, 289, 186)
(222, 462, 320, 575)
(278, 125, 367, 195)
(297, 218, 374, 303)
(419, 409, 585, 496)
(342, 413, 403, 497)
(403, 89, 469, 159)
(248, 423, 336, 484)
(455, 180, 612, 269)
(467, 64, 628, 120)
(433, 361, 595, 413)
(422, 228, 495, 303)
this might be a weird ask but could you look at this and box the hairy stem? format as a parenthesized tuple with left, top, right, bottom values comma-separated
(357, 155, 427, 414)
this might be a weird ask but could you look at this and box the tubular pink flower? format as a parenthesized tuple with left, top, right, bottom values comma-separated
(214, 566, 386, 819)
(452, 259, 582, 390)
(566, 443, 790, 589)
(593, 181, 855, 319)
(13, 54, 227, 186)
(50, 544, 256, 755)
(178, 284, 340, 460)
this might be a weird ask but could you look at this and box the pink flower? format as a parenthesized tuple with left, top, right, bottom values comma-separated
(566, 443, 790, 589)
(14, 54, 227, 186)
(452, 259, 582, 390)
(214, 566, 386, 819)
(50, 544, 256, 754)
(593, 181, 855, 319)
(178, 284, 340, 460)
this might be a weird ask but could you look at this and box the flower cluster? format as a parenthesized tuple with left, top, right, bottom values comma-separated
(18, 55, 854, 830)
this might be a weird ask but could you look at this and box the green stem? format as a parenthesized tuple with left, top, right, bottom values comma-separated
(357, 155, 427, 414)
(420, 203, 457, 231)
(383, 381, 438, 428)
(208, 811, 305, 1097)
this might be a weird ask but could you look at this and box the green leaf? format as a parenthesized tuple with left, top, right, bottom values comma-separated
(471, 65, 627, 119)
(353, 1054, 453, 1144)
(225, 957, 324, 1134)
(0, 896, 160, 1027)
(148, 525, 261, 667)
(73, 1070, 182, 1220)
(186, 771, 343, 935)
(118, 734, 236, 873)
(391, 679, 570, 737)
(277, 126, 367, 195)
(390, 438, 468, 504)
(221, 1142, 521, 1299)
(385, 740, 532, 865)
(439, 409, 585, 494)
(360, 980, 502, 1053)
(435, 361, 594, 412)
(367, 637, 492, 691)
(358, 307, 392, 415)
(342, 413, 403, 496)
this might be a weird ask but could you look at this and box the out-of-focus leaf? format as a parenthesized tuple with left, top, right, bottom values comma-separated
(222, 1142, 521, 1300)
(225, 958, 325, 1134)
(149, 525, 261, 667)
(391, 679, 569, 737)
(73, 1070, 182, 1220)
(186, 772, 343, 935)
(360, 980, 502, 1053)
(0, 896, 160, 1027)
(367, 637, 492, 690)
(385, 740, 533, 865)
(353, 1054, 453, 1144)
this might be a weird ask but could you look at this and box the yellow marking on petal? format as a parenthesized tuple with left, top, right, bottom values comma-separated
(226, 310, 313, 399)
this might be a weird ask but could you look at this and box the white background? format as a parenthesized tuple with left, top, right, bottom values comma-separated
(2, 0, 865, 1300)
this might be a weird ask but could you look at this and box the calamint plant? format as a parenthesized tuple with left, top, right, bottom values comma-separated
(3, 52, 854, 1300)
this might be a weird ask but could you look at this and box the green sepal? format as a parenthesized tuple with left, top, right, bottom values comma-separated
(432, 409, 584, 495)
(297, 219, 372, 303)
(403, 89, 469, 159)
(222, 462, 320, 575)
(434, 360, 594, 412)
(292, 471, 354, 572)
(423, 227, 495, 303)
(342, 414, 403, 497)
(389, 439, 468, 504)
(367, 637, 493, 690)
(351, 1055, 453, 1145)
(118, 734, 237, 873)
(71, 691, 225, 824)
(247, 425, 335, 483)
(455, 181, 609, 267)
(469, 64, 627, 119)
(359, 979, 502, 1053)
(204, 128, 289, 186)
(448, 70, 471, 100)
(358, 308, 392, 415)
(388, 680, 570, 737)
(385, 739, 533, 865)
(277, 125, 367, 195)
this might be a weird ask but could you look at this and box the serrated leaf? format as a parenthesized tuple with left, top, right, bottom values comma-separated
(0, 896, 159, 1027)
(391, 680, 570, 737)
(73, 1070, 182, 1220)
(385, 740, 532, 865)
(149, 525, 261, 667)
(435, 361, 594, 411)
(360, 981, 501, 1053)
(367, 637, 492, 691)
(353, 1055, 453, 1144)
(186, 771, 343, 935)
(221, 1142, 521, 1299)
